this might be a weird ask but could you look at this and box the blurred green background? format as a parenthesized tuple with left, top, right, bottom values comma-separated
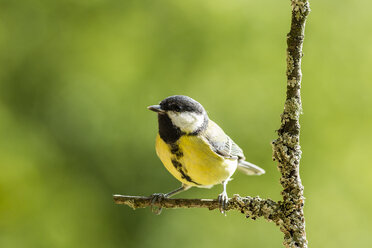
(1, 0, 371, 247)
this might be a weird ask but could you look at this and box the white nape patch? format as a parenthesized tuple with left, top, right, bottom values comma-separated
(167, 111, 205, 133)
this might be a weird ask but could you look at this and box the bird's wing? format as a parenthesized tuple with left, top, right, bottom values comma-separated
(204, 120, 265, 176)
(204, 120, 245, 160)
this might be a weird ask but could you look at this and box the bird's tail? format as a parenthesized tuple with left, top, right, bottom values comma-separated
(237, 160, 265, 175)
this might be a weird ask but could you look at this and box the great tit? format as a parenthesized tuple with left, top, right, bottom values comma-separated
(148, 95, 265, 214)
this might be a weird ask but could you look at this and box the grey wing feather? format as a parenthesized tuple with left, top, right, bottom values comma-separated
(204, 120, 243, 159)
(205, 120, 265, 176)
(220, 136, 245, 160)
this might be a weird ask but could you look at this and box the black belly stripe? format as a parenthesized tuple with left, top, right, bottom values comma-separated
(170, 143, 183, 159)
(171, 159, 200, 185)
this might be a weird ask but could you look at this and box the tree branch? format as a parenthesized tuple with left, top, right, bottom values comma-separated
(113, 194, 282, 224)
(271, 1, 310, 247)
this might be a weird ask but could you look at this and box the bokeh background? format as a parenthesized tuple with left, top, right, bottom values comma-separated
(1, 0, 371, 247)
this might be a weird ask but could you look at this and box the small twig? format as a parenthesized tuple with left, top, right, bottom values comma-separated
(114, 194, 282, 223)
(113, 195, 218, 210)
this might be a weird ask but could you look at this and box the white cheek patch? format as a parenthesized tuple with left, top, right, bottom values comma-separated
(168, 111, 205, 133)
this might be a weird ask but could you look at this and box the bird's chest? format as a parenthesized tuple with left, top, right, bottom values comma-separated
(155, 134, 237, 187)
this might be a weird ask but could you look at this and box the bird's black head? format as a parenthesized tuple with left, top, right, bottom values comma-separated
(159, 95, 205, 114)
(148, 95, 209, 142)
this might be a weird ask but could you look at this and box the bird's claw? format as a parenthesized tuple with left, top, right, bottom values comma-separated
(150, 193, 167, 215)
(218, 192, 229, 215)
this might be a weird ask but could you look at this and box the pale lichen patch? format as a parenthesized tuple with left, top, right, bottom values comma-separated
(288, 78, 297, 87)
(291, 0, 310, 21)
(284, 97, 302, 119)
(286, 52, 295, 76)
(230, 195, 283, 225)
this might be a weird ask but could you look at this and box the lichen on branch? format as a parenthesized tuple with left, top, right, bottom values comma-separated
(271, 0, 310, 247)
(113, 194, 281, 223)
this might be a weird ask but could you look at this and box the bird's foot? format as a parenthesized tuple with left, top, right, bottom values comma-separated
(218, 191, 229, 215)
(150, 193, 167, 215)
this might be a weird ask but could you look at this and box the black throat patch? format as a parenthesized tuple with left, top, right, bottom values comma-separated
(158, 113, 184, 143)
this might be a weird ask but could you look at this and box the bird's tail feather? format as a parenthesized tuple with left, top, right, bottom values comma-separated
(237, 160, 265, 175)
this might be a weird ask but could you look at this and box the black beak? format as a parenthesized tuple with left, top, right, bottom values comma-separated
(147, 105, 165, 113)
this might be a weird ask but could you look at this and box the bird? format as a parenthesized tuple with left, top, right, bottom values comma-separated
(147, 95, 265, 214)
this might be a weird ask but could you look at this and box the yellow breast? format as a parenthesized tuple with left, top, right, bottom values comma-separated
(155, 134, 237, 187)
